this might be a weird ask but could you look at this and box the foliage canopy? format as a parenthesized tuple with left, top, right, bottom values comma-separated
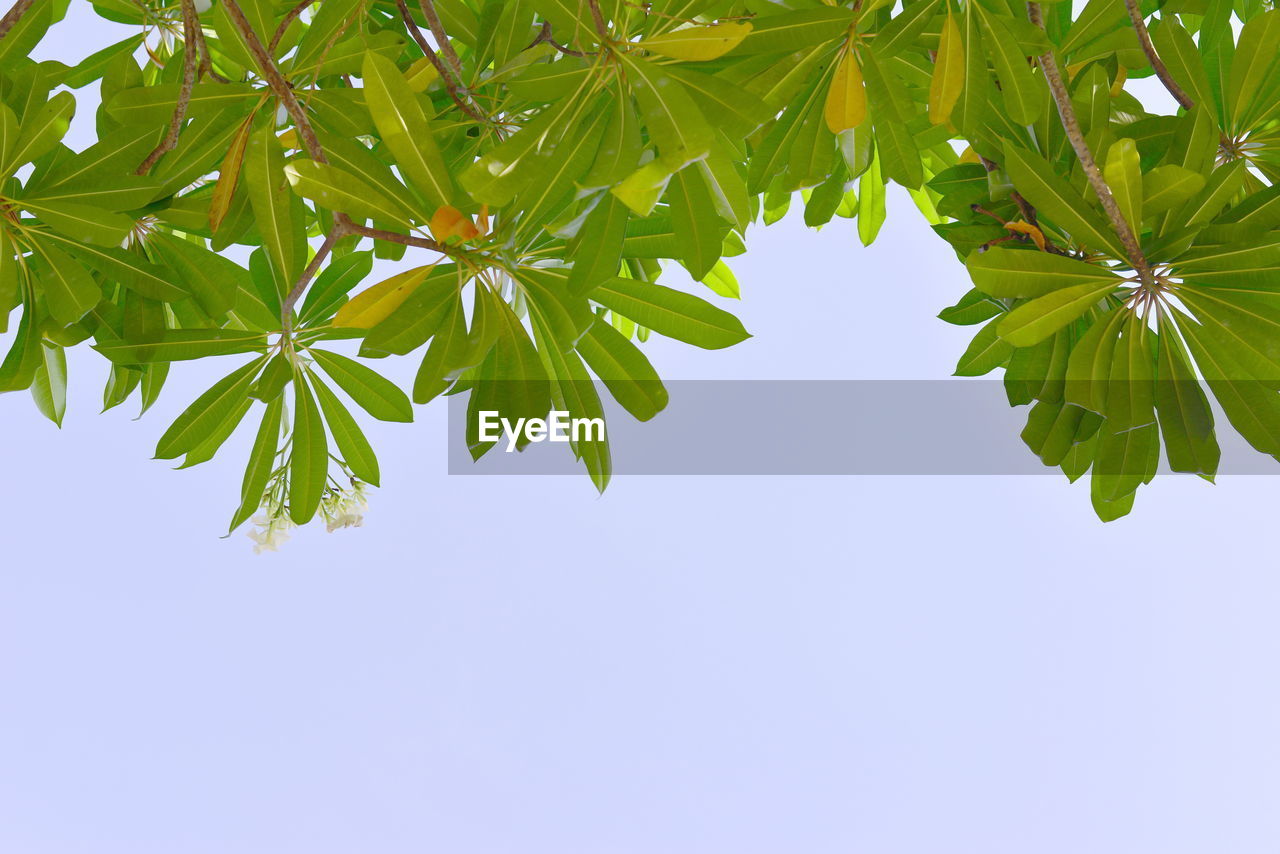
(3, 0, 1280, 535)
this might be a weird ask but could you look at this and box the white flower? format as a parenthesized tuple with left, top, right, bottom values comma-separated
(322, 482, 369, 533)
(275, 103, 289, 127)
(248, 510, 294, 554)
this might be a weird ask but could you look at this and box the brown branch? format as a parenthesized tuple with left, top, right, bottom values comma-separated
(527, 21, 590, 57)
(417, 0, 463, 78)
(344, 221, 461, 257)
(191, 19, 231, 83)
(1028, 2, 1153, 286)
(226, 0, 470, 331)
(395, 0, 486, 122)
(588, 0, 611, 42)
(1122, 0, 1194, 111)
(282, 225, 345, 337)
(0, 0, 33, 40)
(270, 0, 316, 54)
(136, 0, 198, 174)
(222, 0, 326, 162)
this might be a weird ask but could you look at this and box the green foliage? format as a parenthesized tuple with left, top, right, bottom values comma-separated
(3, 0, 1280, 535)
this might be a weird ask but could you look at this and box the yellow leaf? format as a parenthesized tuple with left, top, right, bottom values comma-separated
(928, 10, 963, 125)
(1004, 220, 1047, 251)
(1110, 66, 1127, 98)
(824, 47, 866, 133)
(277, 128, 299, 150)
(958, 146, 982, 164)
(637, 22, 753, 61)
(405, 57, 439, 93)
(209, 114, 254, 234)
(429, 205, 479, 243)
(334, 265, 436, 328)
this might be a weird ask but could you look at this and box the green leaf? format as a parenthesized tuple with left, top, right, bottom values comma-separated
(289, 375, 328, 524)
(40, 233, 188, 302)
(1155, 315, 1219, 476)
(362, 50, 455, 212)
(732, 8, 853, 55)
(284, 159, 412, 229)
(155, 358, 264, 459)
(413, 294, 472, 404)
(1003, 143, 1128, 258)
(31, 242, 99, 325)
(954, 315, 1014, 376)
(21, 198, 134, 247)
(998, 280, 1118, 347)
(591, 278, 750, 349)
(309, 349, 414, 422)
(95, 330, 269, 364)
(569, 193, 629, 296)
(668, 165, 726, 280)
(619, 54, 713, 170)
(938, 288, 1002, 326)
(3, 90, 73, 176)
(312, 373, 381, 486)
(976, 6, 1043, 126)
(30, 341, 67, 427)
(1103, 137, 1142, 233)
(244, 122, 305, 296)
(1142, 164, 1205, 216)
(228, 395, 284, 533)
(967, 247, 1120, 298)
(577, 316, 668, 421)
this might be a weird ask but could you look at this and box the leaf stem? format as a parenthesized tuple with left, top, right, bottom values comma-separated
(137, 0, 198, 174)
(1028, 2, 1153, 287)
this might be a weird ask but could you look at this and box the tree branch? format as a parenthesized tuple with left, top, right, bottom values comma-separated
(224, 0, 470, 333)
(527, 21, 590, 57)
(1028, 2, 1153, 286)
(270, 0, 316, 54)
(1122, 0, 1194, 111)
(588, 0, 611, 42)
(282, 224, 345, 338)
(222, 0, 326, 162)
(136, 0, 198, 175)
(0, 0, 33, 41)
(417, 0, 463, 78)
(395, 0, 486, 122)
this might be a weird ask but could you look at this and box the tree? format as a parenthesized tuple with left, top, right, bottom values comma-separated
(1, 0, 1278, 539)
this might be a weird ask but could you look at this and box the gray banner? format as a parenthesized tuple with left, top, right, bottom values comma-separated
(446, 380, 1280, 475)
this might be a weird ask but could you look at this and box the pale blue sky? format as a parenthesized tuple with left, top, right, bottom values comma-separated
(2, 7, 1279, 853)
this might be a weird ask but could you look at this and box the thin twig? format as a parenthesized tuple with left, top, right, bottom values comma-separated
(1122, 0, 1194, 111)
(417, 0, 463, 77)
(136, 0, 198, 174)
(270, 0, 316, 53)
(222, 0, 326, 162)
(395, 0, 487, 122)
(1028, 2, 1153, 286)
(0, 0, 33, 40)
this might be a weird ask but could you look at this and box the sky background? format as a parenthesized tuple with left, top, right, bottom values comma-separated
(2, 7, 1279, 853)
